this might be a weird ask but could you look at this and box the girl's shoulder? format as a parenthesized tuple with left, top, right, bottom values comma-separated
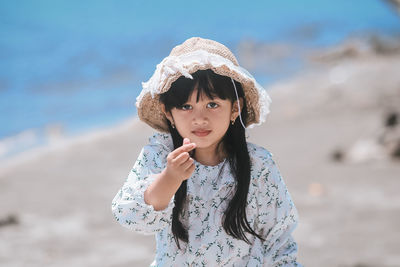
(246, 142, 274, 166)
(246, 142, 289, 192)
(146, 132, 174, 152)
(246, 142, 281, 183)
(137, 133, 174, 164)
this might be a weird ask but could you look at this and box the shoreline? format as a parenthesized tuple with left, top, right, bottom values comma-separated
(0, 116, 144, 174)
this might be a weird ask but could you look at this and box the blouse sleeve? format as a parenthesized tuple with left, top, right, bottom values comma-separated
(111, 134, 174, 235)
(257, 151, 302, 267)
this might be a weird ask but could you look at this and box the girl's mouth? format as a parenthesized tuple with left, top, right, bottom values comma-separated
(192, 130, 211, 137)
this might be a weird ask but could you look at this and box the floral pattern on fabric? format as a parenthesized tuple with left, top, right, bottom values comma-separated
(111, 133, 302, 266)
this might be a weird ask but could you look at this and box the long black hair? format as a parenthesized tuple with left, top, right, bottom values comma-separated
(159, 69, 265, 248)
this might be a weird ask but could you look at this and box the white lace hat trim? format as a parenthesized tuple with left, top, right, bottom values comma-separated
(136, 49, 272, 131)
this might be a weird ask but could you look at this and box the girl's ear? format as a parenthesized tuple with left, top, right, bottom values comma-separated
(231, 97, 244, 121)
(161, 104, 174, 124)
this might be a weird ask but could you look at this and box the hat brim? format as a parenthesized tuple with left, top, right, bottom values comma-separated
(136, 50, 271, 133)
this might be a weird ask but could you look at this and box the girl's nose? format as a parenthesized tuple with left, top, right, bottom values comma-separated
(192, 109, 208, 126)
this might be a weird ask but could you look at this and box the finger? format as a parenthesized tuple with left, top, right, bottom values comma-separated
(169, 142, 196, 158)
(183, 162, 196, 178)
(172, 151, 190, 165)
(183, 138, 190, 145)
(182, 157, 195, 170)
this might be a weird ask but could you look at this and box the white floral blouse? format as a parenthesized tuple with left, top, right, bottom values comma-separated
(111, 133, 302, 267)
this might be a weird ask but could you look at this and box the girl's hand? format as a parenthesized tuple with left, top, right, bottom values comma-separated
(164, 138, 196, 183)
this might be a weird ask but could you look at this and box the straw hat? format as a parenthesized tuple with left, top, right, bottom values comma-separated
(136, 37, 272, 132)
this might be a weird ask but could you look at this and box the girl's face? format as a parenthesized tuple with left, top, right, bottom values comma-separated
(163, 88, 241, 155)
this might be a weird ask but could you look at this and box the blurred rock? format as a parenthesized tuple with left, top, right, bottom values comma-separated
(331, 148, 344, 162)
(342, 111, 400, 163)
(380, 111, 400, 159)
(310, 35, 400, 63)
(384, 112, 398, 128)
(384, 0, 400, 14)
(310, 39, 371, 62)
(237, 39, 296, 74)
(0, 214, 19, 228)
(369, 35, 400, 55)
(346, 138, 388, 163)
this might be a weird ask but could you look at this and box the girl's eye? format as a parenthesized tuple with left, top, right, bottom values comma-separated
(180, 104, 192, 110)
(207, 102, 219, 109)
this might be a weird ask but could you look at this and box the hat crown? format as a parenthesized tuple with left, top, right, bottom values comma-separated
(169, 37, 239, 66)
(137, 37, 271, 132)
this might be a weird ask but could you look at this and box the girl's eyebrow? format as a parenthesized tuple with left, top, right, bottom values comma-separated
(207, 97, 224, 102)
(198, 99, 221, 104)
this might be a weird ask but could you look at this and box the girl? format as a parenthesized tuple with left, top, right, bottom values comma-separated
(111, 37, 302, 266)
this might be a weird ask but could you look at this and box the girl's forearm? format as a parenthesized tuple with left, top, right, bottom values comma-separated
(144, 169, 182, 211)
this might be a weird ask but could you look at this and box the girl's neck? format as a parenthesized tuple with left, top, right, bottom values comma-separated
(193, 146, 226, 166)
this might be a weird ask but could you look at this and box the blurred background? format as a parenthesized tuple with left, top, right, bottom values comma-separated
(1, 0, 399, 266)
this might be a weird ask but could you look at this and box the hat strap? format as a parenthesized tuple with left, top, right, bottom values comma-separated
(231, 78, 246, 129)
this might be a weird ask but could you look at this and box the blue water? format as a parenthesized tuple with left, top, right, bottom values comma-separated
(0, 0, 399, 158)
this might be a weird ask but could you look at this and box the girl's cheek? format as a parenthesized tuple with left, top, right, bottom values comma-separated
(179, 112, 191, 119)
(173, 110, 189, 118)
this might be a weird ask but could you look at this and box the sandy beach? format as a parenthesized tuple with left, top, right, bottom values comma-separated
(1, 39, 400, 266)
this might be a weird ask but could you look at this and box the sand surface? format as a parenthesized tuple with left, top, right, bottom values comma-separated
(1, 42, 399, 267)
